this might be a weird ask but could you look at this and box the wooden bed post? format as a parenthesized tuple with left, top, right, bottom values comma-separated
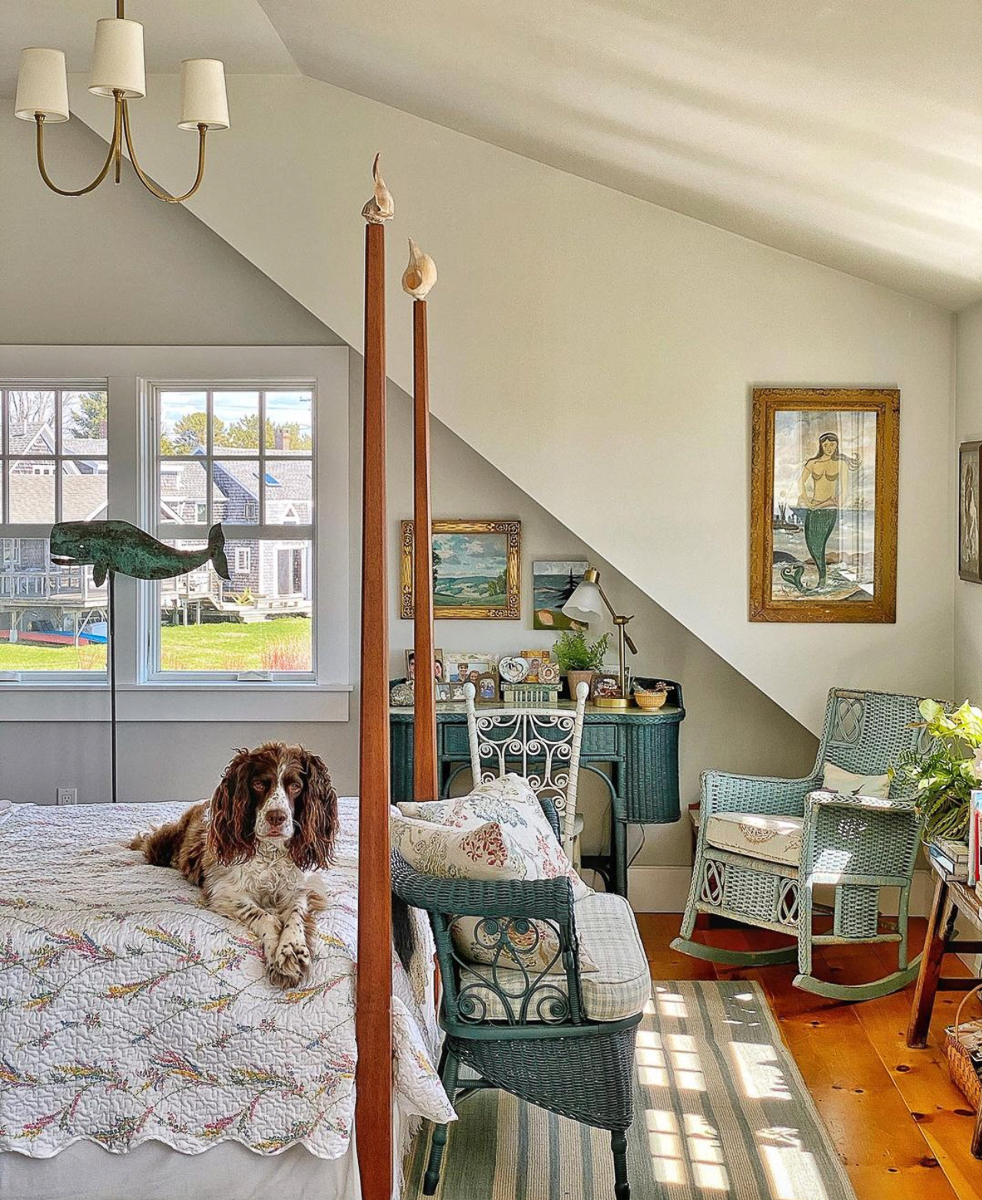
(356, 154, 394, 1200)
(404, 238, 439, 802)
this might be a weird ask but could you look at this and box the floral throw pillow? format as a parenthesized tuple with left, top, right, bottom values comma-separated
(397, 773, 590, 901)
(391, 792, 597, 975)
(822, 761, 890, 799)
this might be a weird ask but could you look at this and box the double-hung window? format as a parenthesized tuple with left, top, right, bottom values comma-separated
(0, 385, 109, 678)
(150, 385, 316, 680)
(0, 347, 348, 721)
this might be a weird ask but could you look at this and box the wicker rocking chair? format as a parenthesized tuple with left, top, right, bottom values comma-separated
(393, 796, 647, 1199)
(672, 687, 934, 1001)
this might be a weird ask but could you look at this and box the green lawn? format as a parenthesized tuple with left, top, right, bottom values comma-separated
(0, 617, 311, 673)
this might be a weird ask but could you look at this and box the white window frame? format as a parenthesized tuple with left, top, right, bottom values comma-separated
(0, 381, 110, 685)
(148, 380, 317, 684)
(233, 548, 251, 575)
(0, 347, 350, 722)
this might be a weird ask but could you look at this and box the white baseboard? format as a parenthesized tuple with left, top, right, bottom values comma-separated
(620, 865, 935, 918)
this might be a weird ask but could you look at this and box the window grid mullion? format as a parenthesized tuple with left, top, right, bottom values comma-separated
(259, 389, 266, 527)
(2, 389, 8, 524)
(54, 387, 63, 522)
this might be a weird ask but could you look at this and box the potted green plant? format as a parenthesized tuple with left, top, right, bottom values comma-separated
(552, 629, 610, 700)
(895, 698, 982, 843)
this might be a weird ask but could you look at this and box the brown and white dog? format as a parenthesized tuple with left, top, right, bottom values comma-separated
(131, 742, 338, 989)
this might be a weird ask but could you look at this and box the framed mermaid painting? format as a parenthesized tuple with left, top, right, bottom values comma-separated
(749, 387, 899, 623)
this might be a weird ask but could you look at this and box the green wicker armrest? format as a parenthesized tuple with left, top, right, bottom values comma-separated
(391, 853, 575, 922)
(701, 768, 822, 818)
(800, 789, 922, 884)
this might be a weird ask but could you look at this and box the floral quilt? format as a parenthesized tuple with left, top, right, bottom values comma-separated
(0, 798, 453, 1159)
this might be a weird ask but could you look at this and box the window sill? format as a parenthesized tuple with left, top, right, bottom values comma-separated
(0, 683, 352, 723)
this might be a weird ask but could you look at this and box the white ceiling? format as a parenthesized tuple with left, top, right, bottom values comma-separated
(0, 2, 296, 96)
(6, 1, 982, 308)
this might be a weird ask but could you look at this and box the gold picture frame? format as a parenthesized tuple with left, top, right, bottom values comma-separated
(959, 441, 982, 583)
(749, 387, 899, 624)
(401, 519, 521, 620)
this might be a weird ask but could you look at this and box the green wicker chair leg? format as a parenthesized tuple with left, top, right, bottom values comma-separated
(424, 1049, 460, 1195)
(612, 1129, 630, 1200)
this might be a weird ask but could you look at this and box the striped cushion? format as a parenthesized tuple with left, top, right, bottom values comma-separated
(459, 891, 649, 1023)
(705, 811, 803, 867)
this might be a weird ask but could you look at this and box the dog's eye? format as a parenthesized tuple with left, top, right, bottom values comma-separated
(287, 781, 302, 796)
(252, 779, 268, 793)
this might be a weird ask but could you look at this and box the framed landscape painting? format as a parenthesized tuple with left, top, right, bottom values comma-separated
(959, 442, 982, 583)
(749, 387, 899, 623)
(533, 560, 588, 630)
(401, 519, 521, 620)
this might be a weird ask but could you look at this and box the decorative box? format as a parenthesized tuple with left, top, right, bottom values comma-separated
(502, 683, 562, 705)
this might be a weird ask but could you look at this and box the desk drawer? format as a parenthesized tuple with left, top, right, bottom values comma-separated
(442, 725, 471, 759)
(582, 723, 619, 757)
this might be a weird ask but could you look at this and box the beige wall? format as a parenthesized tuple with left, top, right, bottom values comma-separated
(0, 116, 819, 908)
(955, 298, 982, 704)
(70, 73, 956, 733)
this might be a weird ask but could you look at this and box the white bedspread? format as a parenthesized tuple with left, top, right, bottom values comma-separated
(0, 798, 453, 1160)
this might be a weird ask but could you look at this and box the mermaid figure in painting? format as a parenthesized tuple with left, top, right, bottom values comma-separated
(781, 431, 861, 593)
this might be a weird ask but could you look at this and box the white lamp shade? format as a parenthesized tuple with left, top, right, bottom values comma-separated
(15, 48, 70, 122)
(562, 579, 604, 623)
(89, 18, 146, 98)
(179, 59, 229, 130)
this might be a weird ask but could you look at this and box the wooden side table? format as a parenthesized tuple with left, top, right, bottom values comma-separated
(905, 865, 982, 1156)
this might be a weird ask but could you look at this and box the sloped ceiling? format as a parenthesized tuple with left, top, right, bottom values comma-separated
(3, 1, 982, 307)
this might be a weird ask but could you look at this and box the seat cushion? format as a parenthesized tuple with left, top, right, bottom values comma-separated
(705, 811, 803, 867)
(458, 891, 649, 1022)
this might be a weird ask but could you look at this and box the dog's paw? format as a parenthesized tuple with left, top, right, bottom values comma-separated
(268, 927, 310, 989)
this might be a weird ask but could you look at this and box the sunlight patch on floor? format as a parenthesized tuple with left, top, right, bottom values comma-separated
(761, 1136, 831, 1200)
(729, 1040, 792, 1101)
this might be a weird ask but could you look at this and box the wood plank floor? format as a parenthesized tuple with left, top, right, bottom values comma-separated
(638, 914, 980, 1200)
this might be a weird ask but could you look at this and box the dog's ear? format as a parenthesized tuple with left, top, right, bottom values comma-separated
(208, 748, 258, 865)
(291, 749, 338, 871)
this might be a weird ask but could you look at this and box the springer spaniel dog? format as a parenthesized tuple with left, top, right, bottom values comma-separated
(131, 742, 337, 989)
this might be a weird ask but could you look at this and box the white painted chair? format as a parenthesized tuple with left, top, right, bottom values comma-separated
(463, 680, 589, 853)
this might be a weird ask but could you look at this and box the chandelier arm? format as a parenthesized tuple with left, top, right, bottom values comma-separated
(121, 101, 207, 204)
(34, 101, 123, 198)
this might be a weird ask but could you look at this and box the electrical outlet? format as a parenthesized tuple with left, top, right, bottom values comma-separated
(56, 787, 77, 806)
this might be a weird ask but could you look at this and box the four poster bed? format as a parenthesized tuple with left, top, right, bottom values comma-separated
(0, 160, 442, 1200)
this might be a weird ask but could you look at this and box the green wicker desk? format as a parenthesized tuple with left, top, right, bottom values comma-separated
(390, 690, 685, 897)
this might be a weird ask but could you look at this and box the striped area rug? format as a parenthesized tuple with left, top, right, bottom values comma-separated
(405, 979, 856, 1199)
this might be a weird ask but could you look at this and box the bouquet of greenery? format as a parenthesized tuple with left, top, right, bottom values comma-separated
(894, 698, 982, 843)
(551, 629, 610, 673)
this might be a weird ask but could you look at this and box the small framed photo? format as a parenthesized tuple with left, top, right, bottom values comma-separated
(405, 648, 445, 683)
(476, 672, 499, 703)
(520, 649, 550, 683)
(591, 671, 621, 701)
(435, 682, 452, 703)
(960, 443, 982, 583)
(448, 682, 467, 702)
(445, 654, 497, 685)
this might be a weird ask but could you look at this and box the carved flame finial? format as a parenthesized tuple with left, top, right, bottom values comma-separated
(402, 237, 437, 299)
(361, 153, 394, 223)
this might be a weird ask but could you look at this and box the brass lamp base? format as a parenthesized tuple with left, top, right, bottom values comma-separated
(593, 696, 634, 709)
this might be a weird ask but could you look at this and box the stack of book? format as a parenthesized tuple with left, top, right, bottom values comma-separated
(928, 835, 970, 882)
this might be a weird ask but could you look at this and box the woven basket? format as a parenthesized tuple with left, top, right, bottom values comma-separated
(634, 691, 668, 711)
(945, 984, 982, 1110)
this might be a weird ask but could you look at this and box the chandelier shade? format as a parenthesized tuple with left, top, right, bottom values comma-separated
(89, 18, 146, 98)
(14, 49, 70, 123)
(13, 0, 227, 203)
(179, 60, 230, 131)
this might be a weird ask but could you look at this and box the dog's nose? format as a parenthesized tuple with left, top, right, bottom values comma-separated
(266, 809, 287, 829)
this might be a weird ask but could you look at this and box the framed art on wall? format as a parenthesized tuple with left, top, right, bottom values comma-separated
(401, 519, 521, 619)
(532, 560, 588, 629)
(959, 442, 982, 583)
(749, 387, 899, 623)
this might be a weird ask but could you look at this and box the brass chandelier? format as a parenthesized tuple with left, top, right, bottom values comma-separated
(14, 0, 229, 203)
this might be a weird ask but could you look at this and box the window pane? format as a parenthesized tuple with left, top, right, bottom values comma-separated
(159, 460, 208, 524)
(9, 460, 55, 522)
(213, 391, 259, 455)
(62, 461, 108, 521)
(212, 460, 260, 525)
(159, 537, 312, 672)
(7, 390, 55, 454)
(62, 390, 108, 456)
(159, 390, 207, 455)
(265, 459, 312, 524)
(265, 390, 312, 453)
(0, 538, 107, 672)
